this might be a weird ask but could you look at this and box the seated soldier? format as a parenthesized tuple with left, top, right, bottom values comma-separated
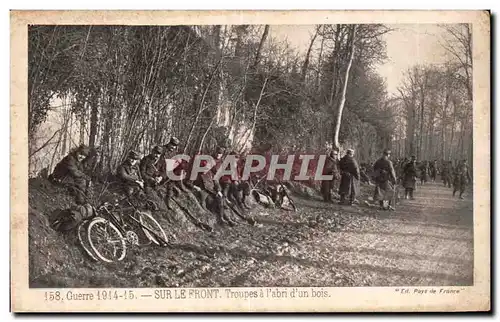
(49, 144, 91, 205)
(157, 136, 187, 203)
(116, 150, 144, 198)
(226, 151, 251, 210)
(191, 149, 236, 226)
(140, 145, 165, 204)
(237, 151, 251, 209)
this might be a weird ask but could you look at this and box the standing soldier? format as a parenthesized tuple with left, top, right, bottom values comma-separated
(453, 159, 471, 199)
(321, 149, 340, 202)
(116, 150, 144, 198)
(49, 144, 92, 205)
(402, 155, 418, 200)
(429, 160, 438, 182)
(338, 149, 360, 206)
(372, 149, 397, 211)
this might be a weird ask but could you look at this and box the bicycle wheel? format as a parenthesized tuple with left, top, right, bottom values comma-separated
(138, 211, 168, 246)
(77, 220, 99, 262)
(87, 217, 127, 263)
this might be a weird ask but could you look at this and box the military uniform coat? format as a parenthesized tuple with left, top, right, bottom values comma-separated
(338, 155, 360, 197)
(402, 162, 418, 189)
(453, 164, 471, 189)
(51, 153, 88, 184)
(140, 154, 161, 187)
(372, 157, 397, 201)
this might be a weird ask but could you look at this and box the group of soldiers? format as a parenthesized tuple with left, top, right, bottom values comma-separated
(320, 148, 399, 211)
(320, 148, 472, 210)
(49, 138, 255, 227)
(49, 138, 472, 226)
(393, 157, 471, 200)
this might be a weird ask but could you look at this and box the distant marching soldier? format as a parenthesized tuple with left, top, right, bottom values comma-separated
(419, 160, 429, 185)
(402, 155, 418, 200)
(453, 159, 471, 199)
(429, 160, 438, 182)
(441, 161, 453, 188)
(338, 149, 360, 206)
(372, 149, 397, 211)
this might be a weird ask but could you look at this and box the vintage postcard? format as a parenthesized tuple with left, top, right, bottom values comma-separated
(11, 10, 490, 312)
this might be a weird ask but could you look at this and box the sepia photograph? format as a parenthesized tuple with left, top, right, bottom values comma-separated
(11, 10, 490, 312)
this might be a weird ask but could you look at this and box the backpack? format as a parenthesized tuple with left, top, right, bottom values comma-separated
(51, 204, 95, 232)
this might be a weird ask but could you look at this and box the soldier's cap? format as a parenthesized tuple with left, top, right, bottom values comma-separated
(383, 148, 391, 155)
(127, 150, 141, 160)
(77, 145, 91, 156)
(411, 155, 416, 159)
(346, 149, 354, 154)
(215, 146, 225, 154)
(168, 137, 180, 146)
(152, 145, 164, 155)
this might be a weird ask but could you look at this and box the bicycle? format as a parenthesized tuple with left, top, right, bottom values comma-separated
(77, 197, 168, 263)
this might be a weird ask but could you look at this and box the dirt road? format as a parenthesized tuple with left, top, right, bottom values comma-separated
(156, 180, 474, 287)
(290, 181, 474, 287)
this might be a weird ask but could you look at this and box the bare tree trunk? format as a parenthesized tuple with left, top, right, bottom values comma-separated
(441, 92, 449, 160)
(418, 75, 426, 160)
(253, 25, 269, 68)
(61, 96, 71, 155)
(238, 78, 268, 152)
(301, 27, 318, 83)
(89, 94, 99, 148)
(329, 25, 342, 107)
(79, 105, 86, 146)
(315, 26, 325, 93)
(448, 100, 457, 160)
(333, 25, 356, 150)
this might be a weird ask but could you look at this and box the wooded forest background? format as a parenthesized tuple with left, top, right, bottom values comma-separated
(28, 24, 473, 177)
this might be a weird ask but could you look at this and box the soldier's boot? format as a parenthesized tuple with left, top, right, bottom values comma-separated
(223, 212, 237, 227)
(409, 190, 415, 200)
(452, 188, 457, 197)
(379, 200, 385, 210)
(217, 212, 229, 225)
